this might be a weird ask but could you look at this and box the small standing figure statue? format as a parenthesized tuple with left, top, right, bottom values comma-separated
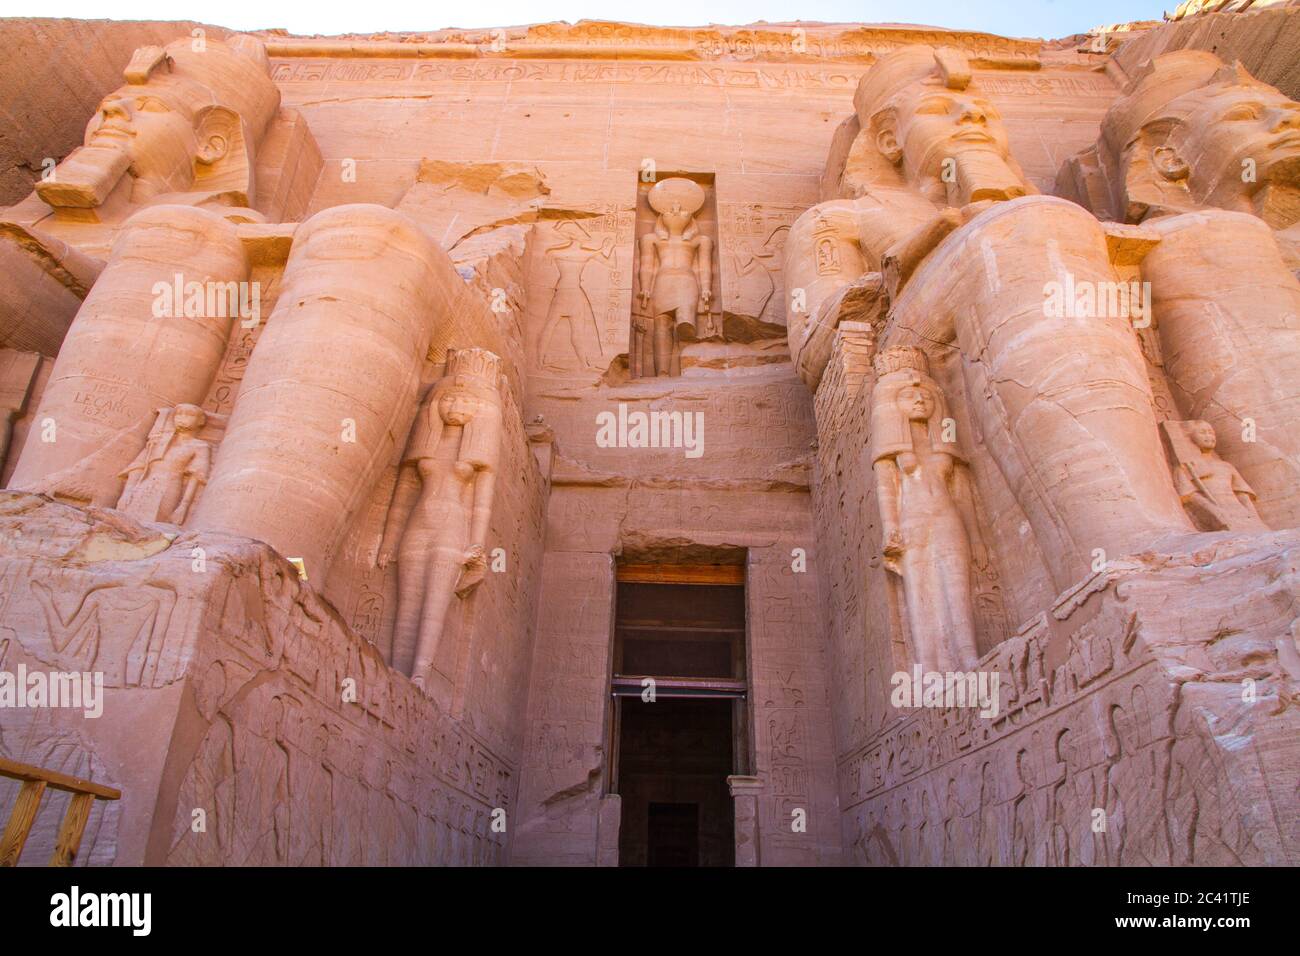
(871, 347, 985, 672)
(633, 177, 713, 378)
(117, 403, 212, 524)
(377, 348, 504, 689)
(1161, 419, 1266, 531)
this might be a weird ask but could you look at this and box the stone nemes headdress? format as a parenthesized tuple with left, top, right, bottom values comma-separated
(405, 348, 505, 470)
(869, 346, 964, 464)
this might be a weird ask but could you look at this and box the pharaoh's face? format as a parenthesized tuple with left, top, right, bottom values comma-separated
(882, 83, 1024, 203)
(1189, 420, 1217, 451)
(438, 386, 480, 427)
(1168, 84, 1300, 216)
(84, 89, 200, 197)
(899, 385, 935, 423)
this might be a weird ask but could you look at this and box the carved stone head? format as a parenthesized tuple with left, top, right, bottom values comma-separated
(1161, 418, 1221, 464)
(173, 402, 207, 433)
(1071, 51, 1300, 227)
(36, 34, 280, 217)
(407, 348, 504, 470)
(853, 46, 1031, 206)
(1187, 419, 1218, 452)
(439, 348, 502, 426)
(869, 346, 964, 464)
(649, 177, 705, 240)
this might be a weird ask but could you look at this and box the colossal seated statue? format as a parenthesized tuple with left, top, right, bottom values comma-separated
(0, 35, 281, 364)
(190, 204, 452, 583)
(33, 33, 280, 221)
(788, 46, 1192, 593)
(786, 45, 1036, 393)
(1, 31, 515, 692)
(1058, 50, 1300, 529)
(1057, 50, 1300, 242)
(8, 204, 248, 506)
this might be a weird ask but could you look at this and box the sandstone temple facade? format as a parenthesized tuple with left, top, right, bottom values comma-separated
(0, 8, 1297, 866)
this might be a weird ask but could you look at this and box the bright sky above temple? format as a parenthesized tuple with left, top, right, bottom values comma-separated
(5, 1, 1177, 41)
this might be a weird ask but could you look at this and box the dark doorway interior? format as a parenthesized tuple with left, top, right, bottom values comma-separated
(617, 697, 734, 866)
(610, 574, 748, 867)
(647, 803, 699, 867)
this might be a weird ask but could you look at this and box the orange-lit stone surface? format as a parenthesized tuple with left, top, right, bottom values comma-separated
(0, 13, 1297, 867)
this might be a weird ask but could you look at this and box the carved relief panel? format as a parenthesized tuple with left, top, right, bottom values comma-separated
(719, 200, 804, 336)
(524, 204, 636, 382)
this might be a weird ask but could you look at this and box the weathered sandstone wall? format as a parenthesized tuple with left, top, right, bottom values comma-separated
(2, 11, 1299, 869)
(0, 487, 541, 865)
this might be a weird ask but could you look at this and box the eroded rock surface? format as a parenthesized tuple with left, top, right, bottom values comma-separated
(1, 12, 1298, 867)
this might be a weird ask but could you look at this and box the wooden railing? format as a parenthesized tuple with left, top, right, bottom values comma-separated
(0, 756, 120, 866)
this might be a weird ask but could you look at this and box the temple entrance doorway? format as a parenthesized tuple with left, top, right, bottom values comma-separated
(608, 564, 749, 867)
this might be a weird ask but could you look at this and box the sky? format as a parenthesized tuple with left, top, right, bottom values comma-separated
(0, 1, 1176, 41)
